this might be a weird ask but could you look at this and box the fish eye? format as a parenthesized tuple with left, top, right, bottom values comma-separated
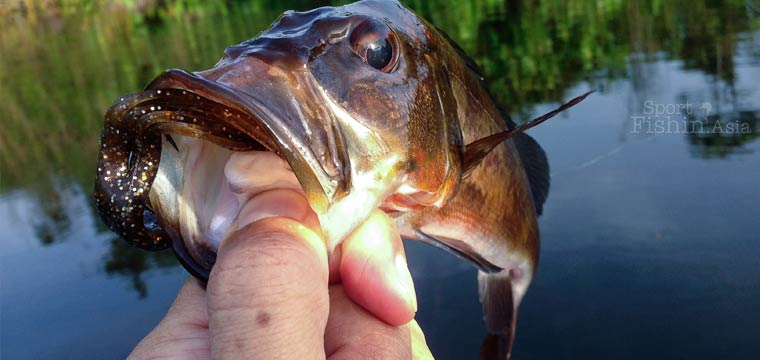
(350, 20, 399, 73)
(366, 38, 393, 70)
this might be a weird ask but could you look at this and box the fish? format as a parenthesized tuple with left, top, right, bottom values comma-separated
(93, 0, 590, 357)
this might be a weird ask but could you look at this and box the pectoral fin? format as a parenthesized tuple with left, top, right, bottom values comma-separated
(462, 91, 593, 176)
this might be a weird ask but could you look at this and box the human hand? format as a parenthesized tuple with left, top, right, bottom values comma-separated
(128, 189, 433, 359)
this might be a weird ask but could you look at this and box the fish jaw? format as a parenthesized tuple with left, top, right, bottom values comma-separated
(318, 153, 405, 252)
(144, 67, 347, 215)
(312, 83, 408, 251)
(135, 0, 472, 255)
(133, 64, 407, 271)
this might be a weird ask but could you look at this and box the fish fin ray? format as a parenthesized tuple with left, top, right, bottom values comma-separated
(478, 270, 516, 359)
(462, 91, 594, 176)
(411, 230, 502, 273)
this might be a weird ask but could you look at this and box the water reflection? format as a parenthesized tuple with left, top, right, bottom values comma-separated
(31, 182, 73, 246)
(687, 111, 759, 158)
(0, 1, 759, 359)
(104, 237, 178, 299)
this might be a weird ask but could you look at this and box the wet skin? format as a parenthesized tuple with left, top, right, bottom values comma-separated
(94, 0, 589, 356)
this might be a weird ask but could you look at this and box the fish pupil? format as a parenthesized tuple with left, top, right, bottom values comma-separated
(366, 38, 392, 70)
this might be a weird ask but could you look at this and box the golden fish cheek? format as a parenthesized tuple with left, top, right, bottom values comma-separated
(396, 60, 464, 206)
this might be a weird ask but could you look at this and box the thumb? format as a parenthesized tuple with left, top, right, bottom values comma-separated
(207, 190, 329, 359)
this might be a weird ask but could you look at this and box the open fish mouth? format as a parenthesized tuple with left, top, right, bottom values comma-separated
(149, 135, 307, 279)
(95, 68, 341, 278)
(95, 66, 405, 279)
(143, 68, 350, 211)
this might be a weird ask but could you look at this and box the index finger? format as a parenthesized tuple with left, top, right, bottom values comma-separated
(335, 210, 418, 326)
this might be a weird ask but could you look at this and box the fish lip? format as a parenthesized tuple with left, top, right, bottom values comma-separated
(139, 68, 403, 254)
(144, 68, 346, 214)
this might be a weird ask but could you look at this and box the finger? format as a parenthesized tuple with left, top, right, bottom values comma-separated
(328, 245, 342, 284)
(233, 188, 321, 234)
(338, 210, 417, 326)
(128, 278, 210, 359)
(408, 320, 435, 360)
(324, 285, 412, 359)
(207, 212, 329, 358)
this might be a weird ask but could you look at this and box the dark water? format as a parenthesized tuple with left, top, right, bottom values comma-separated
(1, 1, 759, 359)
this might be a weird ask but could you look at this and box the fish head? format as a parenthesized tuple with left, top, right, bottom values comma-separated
(95, 0, 470, 273)
(202, 0, 468, 212)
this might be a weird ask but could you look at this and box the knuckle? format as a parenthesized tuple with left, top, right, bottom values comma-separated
(207, 218, 328, 313)
(341, 331, 411, 360)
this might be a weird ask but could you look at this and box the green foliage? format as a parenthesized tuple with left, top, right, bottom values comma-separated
(0, 0, 757, 193)
(0, 0, 756, 296)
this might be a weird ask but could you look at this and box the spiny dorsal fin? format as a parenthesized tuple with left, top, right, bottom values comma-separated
(462, 91, 594, 176)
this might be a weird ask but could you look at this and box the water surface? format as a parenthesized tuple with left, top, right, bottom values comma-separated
(1, 1, 758, 359)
